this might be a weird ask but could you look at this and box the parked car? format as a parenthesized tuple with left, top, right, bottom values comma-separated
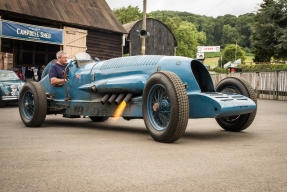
(18, 53, 257, 143)
(0, 70, 24, 107)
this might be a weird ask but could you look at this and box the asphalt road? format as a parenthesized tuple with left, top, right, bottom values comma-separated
(0, 99, 287, 192)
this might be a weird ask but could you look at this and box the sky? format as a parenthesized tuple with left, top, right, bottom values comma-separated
(106, 0, 264, 17)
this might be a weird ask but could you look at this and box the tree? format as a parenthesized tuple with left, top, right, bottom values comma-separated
(113, 6, 143, 24)
(253, 0, 287, 62)
(156, 15, 182, 33)
(150, 10, 256, 49)
(236, 13, 256, 48)
(174, 22, 206, 58)
(220, 44, 246, 65)
(221, 25, 240, 45)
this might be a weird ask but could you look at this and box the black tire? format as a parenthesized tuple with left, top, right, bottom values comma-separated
(0, 95, 5, 107)
(19, 81, 47, 127)
(0, 102, 6, 107)
(89, 116, 109, 122)
(142, 71, 189, 143)
(215, 77, 257, 132)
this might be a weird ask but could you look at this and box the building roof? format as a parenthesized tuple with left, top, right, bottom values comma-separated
(0, 0, 126, 33)
(123, 20, 138, 33)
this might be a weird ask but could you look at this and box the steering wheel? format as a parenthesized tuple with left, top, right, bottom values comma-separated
(63, 60, 73, 83)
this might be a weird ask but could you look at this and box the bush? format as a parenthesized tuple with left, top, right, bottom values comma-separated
(238, 63, 287, 72)
(209, 67, 229, 74)
(219, 44, 246, 65)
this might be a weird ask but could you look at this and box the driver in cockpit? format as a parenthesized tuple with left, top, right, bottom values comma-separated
(49, 51, 69, 86)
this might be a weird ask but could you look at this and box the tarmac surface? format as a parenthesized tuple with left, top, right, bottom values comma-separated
(0, 99, 287, 192)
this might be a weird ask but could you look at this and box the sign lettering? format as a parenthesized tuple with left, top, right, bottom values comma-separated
(0, 20, 63, 45)
(197, 46, 220, 53)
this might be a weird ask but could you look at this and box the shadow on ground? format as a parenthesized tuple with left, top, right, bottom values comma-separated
(40, 118, 256, 143)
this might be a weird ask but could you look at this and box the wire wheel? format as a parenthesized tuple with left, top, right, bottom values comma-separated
(143, 71, 189, 143)
(19, 82, 47, 127)
(21, 89, 35, 120)
(147, 84, 171, 131)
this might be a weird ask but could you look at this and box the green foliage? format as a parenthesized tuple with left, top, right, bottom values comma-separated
(174, 22, 206, 58)
(159, 16, 182, 33)
(236, 14, 255, 48)
(113, 6, 280, 61)
(113, 7, 256, 51)
(253, 0, 287, 62)
(221, 25, 240, 45)
(209, 67, 229, 74)
(113, 6, 143, 24)
(220, 44, 246, 65)
(239, 64, 287, 72)
(204, 52, 221, 58)
(150, 11, 255, 50)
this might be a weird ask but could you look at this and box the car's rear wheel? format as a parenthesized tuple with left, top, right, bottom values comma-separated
(0, 102, 5, 107)
(215, 77, 257, 132)
(19, 82, 47, 127)
(143, 71, 189, 143)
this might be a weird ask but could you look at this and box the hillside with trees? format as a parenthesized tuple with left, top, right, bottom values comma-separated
(149, 11, 255, 52)
(113, 0, 287, 68)
(114, 6, 255, 58)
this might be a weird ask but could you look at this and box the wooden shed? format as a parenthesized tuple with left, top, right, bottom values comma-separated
(0, 0, 126, 71)
(123, 18, 177, 56)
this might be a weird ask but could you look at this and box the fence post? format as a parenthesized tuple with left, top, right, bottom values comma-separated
(276, 71, 279, 100)
(256, 72, 260, 99)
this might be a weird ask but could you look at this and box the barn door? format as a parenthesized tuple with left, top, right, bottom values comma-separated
(63, 27, 87, 59)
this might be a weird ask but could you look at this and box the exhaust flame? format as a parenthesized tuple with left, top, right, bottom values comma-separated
(113, 101, 127, 118)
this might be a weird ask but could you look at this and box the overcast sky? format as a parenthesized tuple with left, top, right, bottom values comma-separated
(106, 0, 263, 17)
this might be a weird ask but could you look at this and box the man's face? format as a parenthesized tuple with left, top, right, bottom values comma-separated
(58, 54, 68, 65)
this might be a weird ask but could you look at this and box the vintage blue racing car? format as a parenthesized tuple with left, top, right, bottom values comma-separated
(18, 53, 257, 143)
(0, 70, 24, 107)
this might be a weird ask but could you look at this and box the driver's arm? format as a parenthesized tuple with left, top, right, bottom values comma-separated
(49, 64, 67, 86)
(50, 77, 67, 86)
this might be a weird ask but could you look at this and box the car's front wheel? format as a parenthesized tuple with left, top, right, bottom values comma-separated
(19, 82, 47, 127)
(142, 71, 189, 143)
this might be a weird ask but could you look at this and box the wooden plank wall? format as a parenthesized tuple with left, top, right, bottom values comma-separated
(211, 71, 287, 101)
(86, 30, 122, 60)
(63, 27, 87, 59)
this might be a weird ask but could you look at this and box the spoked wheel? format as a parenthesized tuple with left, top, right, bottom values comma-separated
(147, 84, 170, 130)
(215, 77, 257, 132)
(89, 116, 109, 122)
(143, 71, 189, 143)
(19, 82, 47, 127)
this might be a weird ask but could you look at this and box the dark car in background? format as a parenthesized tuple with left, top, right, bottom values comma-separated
(0, 70, 24, 107)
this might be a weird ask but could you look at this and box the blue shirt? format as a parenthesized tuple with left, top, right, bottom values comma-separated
(49, 63, 67, 79)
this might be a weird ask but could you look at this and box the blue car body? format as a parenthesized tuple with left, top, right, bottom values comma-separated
(39, 55, 256, 119)
(0, 70, 24, 104)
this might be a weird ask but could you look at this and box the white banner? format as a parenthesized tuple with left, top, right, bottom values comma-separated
(197, 46, 220, 53)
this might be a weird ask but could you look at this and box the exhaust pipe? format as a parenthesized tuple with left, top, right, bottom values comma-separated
(101, 94, 110, 104)
(108, 94, 117, 104)
(123, 93, 133, 103)
(115, 93, 125, 105)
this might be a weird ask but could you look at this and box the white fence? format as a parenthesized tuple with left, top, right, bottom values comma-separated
(211, 71, 287, 101)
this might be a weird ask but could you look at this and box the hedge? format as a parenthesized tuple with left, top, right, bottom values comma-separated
(209, 64, 287, 73)
(238, 64, 287, 72)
